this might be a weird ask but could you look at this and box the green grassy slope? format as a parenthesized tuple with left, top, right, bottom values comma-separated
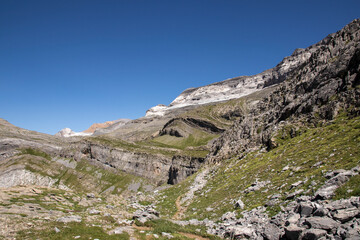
(156, 113, 360, 220)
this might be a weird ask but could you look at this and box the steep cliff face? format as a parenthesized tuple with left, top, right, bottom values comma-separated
(208, 19, 360, 163)
(67, 142, 172, 185)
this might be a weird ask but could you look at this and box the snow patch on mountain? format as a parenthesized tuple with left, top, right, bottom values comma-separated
(55, 128, 92, 138)
(145, 46, 315, 118)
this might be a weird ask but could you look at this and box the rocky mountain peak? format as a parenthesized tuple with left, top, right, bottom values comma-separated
(208, 18, 360, 163)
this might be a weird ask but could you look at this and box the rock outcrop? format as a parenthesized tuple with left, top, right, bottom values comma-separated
(208, 19, 360, 163)
(60, 141, 204, 185)
(83, 119, 131, 133)
(208, 195, 360, 239)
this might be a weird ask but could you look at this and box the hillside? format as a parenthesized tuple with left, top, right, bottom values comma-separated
(0, 19, 359, 239)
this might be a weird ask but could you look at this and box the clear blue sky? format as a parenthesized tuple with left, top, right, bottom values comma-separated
(1, 0, 359, 134)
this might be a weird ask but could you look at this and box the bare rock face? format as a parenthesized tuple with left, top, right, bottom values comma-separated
(82, 121, 117, 133)
(0, 168, 58, 188)
(61, 142, 203, 185)
(208, 19, 360, 163)
(83, 119, 131, 133)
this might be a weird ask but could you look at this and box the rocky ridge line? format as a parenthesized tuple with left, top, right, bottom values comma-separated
(208, 19, 360, 163)
(145, 32, 318, 117)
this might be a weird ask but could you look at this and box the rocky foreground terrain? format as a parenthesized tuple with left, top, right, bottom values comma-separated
(0, 19, 359, 239)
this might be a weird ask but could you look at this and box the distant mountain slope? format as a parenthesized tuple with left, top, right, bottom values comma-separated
(1, 19, 360, 240)
(83, 119, 131, 133)
(145, 37, 316, 117)
(55, 119, 131, 137)
(208, 18, 360, 163)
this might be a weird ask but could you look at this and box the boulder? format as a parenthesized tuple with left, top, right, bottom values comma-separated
(161, 232, 174, 239)
(261, 224, 282, 240)
(333, 208, 360, 223)
(299, 202, 314, 217)
(301, 229, 327, 240)
(230, 226, 255, 239)
(285, 225, 305, 240)
(56, 215, 82, 223)
(133, 208, 159, 224)
(235, 198, 245, 209)
(285, 213, 301, 226)
(221, 211, 236, 221)
(313, 206, 329, 217)
(304, 217, 339, 231)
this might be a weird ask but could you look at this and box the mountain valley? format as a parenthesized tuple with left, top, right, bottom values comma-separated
(0, 19, 360, 240)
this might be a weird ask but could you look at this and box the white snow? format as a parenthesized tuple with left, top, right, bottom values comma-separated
(144, 46, 313, 118)
(145, 105, 168, 117)
(55, 128, 92, 138)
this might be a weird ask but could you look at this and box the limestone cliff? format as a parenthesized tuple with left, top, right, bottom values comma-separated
(208, 19, 360, 163)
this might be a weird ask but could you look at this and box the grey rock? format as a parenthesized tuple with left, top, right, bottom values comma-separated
(301, 229, 327, 240)
(325, 199, 353, 211)
(161, 232, 173, 239)
(244, 180, 270, 193)
(299, 202, 314, 217)
(221, 211, 236, 221)
(350, 196, 360, 207)
(315, 171, 355, 200)
(228, 226, 255, 239)
(285, 225, 305, 240)
(88, 209, 101, 215)
(290, 181, 304, 189)
(86, 193, 95, 198)
(333, 208, 360, 223)
(189, 219, 201, 225)
(285, 213, 301, 226)
(56, 215, 82, 223)
(261, 224, 282, 240)
(235, 198, 245, 209)
(313, 206, 329, 217)
(270, 194, 281, 200)
(286, 190, 304, 200)
(304, 217, 339, 231)
(133, 208, 159, 224)
(113, 227, 124, 234)
(54, 227, 60, 233)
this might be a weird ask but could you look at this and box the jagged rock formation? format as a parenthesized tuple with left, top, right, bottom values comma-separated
(208, 19, 360, 163)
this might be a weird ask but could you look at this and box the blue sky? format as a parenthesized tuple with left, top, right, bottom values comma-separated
(1, 0, 359, 134)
